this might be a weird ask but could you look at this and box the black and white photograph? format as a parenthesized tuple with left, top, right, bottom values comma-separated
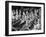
(12, 6, 41, 31)
(5, 1, 45, 36)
